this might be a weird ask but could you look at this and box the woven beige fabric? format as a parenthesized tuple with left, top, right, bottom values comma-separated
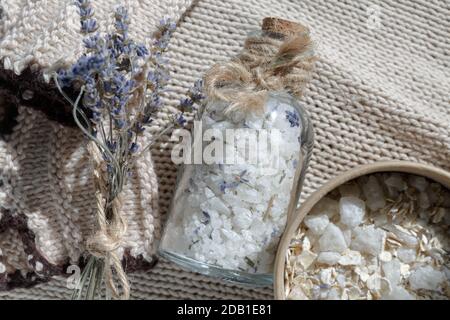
(1, 0, 449, 299)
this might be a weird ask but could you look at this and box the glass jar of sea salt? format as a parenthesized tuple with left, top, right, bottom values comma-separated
(159, 17, 315, 285)
(159, 91, 314, 285)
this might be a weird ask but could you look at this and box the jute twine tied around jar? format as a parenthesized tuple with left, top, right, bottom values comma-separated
(204, 17, 316, 115)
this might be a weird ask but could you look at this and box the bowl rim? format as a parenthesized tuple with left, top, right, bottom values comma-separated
(273, 160, 450, 300)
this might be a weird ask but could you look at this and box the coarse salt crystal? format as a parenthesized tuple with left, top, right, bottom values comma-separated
(351, 225, 386, 256)
(363, 176, 386, 211)
(339, 196, 366, 228)
(409, 266, 445, 291)
(327, 288, 340, 300)
(318, 223, 348, 253)
(381, 285, 415, 300)
(396, 248, 416, 264)
(304, 214, 329, 235)
(385, 174, 407, 191)
(379, 251, 392, 262)
(288, 287, 308, 300)
(382, 259, 401, 285)
(297, 250, 317, 270)
(317, 252, 341, 265)
(338, 250, 362, 266)
(320, 268, 333, 285)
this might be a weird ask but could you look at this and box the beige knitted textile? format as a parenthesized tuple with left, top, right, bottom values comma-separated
(0, 0, 449, 299)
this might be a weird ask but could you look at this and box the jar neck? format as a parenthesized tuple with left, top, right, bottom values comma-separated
(203, 18, 315, 114)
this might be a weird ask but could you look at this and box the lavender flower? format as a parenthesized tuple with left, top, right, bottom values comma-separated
(83, 34, 100, 50)
(178, 80, 204, 113)
(135, 44, 149, 57)
(201, 211, 211, 225)
(81, 19, 97, 33)
(129, 142, 139, 153)
(56, 7, 208, 299)
(219, 180, 240, 193)
(285, 110, 300, 127)
(114, 6, 129, 35)
(176, 114, 187, 126)
(56, 2, 188, 301)
(76, 0, 97, 33)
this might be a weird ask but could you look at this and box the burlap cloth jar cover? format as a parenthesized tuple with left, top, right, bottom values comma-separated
(0, 0, 449, 299)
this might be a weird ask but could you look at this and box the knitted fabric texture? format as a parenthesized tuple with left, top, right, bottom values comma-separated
(1, 0, 450, 299)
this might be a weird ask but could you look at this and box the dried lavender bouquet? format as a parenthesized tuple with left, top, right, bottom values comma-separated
(54, 1, 202, 299)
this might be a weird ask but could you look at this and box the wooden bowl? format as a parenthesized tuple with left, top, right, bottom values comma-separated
(273, 160, 450, 299)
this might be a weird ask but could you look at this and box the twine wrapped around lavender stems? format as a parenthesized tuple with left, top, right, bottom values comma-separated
(55, 1, 203, 300)
(204, 17, 316, 115)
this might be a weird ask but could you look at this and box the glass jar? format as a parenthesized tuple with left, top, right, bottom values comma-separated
(159, 91, 314, 285)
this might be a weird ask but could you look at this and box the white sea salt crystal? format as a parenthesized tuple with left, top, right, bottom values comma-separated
(372, 212, 388, 227)
(342, 229, 352, 246)
(232, 207, 253, 229)
(210, 211, 223, 229)
(408, 175, 428, 192)
(358, 270, 370, 282)
(205, 197, 231, 215)
(304, 214, 329, 235)
(400, 263, 411, 278)
(236, 185, 260, 204)
(302, 236, 312, 251)
(381, 285, 415, 300)
(338, 250, 362, 266)
(397, 248, 416, 264)
(187, 193, 202, 206)
(317, 252, 341, 265)
(211, 229, 222, 242)
(409, 266, 445, 291)
(220, 228, 240, 241)
(288, 287, 308, 300)
(318, 223, 348, 253)
(221, 193, 245, 208)
(366, 274, 383, 292)
(297, 250, 317, 270)
(320, 268, 333, 285)
(363, 176, 386, 211)
(351, 225, 386, 256)
(444, 267, 450, 280)
(339, 196, 366, 228)
(35, 261, 44, 272)
(205, 187, 215, 199)
(379, 251, 392, 262)
(327, 288, 340, 300)
(382, 259, 401, 285)
(385, 174, 407, 191)
(336, 274, 346, 288)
